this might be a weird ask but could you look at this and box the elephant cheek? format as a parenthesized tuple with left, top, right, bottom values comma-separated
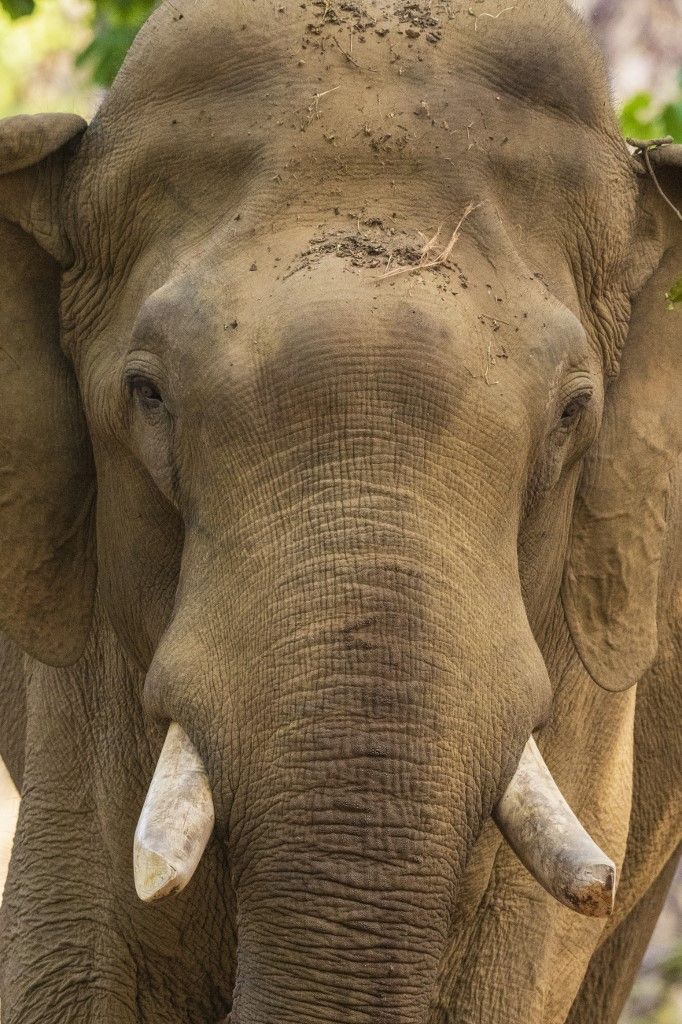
(95, 463, 182, 669)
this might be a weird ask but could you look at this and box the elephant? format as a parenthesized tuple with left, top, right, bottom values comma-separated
(0, 0, 680, 1021)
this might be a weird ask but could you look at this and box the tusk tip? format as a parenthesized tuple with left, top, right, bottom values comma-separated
(564, 862, 616, 918)
(134, 845, 182, 903)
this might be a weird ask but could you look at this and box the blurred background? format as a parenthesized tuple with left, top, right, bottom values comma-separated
(0, 0, 680, 1021)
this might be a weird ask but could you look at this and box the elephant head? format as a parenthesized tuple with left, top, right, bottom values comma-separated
(0, 1, 679, 1021)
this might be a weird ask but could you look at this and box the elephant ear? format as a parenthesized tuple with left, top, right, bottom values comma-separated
(0, 114, 96, 667)
(562, 145, 682, 692)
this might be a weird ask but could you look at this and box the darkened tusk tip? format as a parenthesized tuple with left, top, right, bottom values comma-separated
(562, 862, 616, 919)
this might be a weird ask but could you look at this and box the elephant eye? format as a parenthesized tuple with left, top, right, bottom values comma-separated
(560, 390, 592, 424)
(128, 374, 164, 409)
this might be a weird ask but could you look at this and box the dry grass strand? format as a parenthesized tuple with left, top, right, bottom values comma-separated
(378, 201, 481, 281)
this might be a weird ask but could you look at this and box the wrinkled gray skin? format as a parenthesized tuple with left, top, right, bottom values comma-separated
(0, 1, 680, 1022)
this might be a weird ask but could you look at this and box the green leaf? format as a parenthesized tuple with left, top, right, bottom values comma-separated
(95, 0, 155, 27)
(0, 0, 35, 17)
(620, 70, 682, 145)
(620, 92, 654, 123)
(619, 92, 661, 142)
(661, 101, 682, 143)
(76, 24, 142, 86)
(666, 278, 682, 310)
(75, 0, 156, 86)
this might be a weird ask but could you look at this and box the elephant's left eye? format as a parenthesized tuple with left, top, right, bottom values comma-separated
(128, 374, 164, 409)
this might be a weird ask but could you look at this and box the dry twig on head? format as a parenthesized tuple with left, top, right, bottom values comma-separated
(378, 201, 481, 281)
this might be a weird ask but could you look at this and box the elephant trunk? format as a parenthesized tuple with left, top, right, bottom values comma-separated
(135, 473, 614, 1018)
(140, 547, 524, 1019)
(225, 706, 462, 1023)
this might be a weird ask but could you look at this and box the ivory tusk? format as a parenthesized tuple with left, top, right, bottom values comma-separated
(134, 722, 215, 903)
(493, 736, 616, 918)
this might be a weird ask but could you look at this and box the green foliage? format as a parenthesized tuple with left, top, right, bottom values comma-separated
(0, 0, 157, 88)
(666, 279, 682, 311)
(0, 0, 94, 117)
(75, 0, 157, 87)
(620, 70, 682, 144)
(1, 0, 35, 17)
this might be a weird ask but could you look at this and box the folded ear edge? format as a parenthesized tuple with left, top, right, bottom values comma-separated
(8, 483, 98, 669)
(0, 113, 87, 174)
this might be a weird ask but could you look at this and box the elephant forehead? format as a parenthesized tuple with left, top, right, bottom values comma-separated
(61, 0, 629, 383)
(133, 260, 490, 375)
(129, 221, 585, 376)
(127, 254, 567, 449)
(61, 0, 635, 378)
